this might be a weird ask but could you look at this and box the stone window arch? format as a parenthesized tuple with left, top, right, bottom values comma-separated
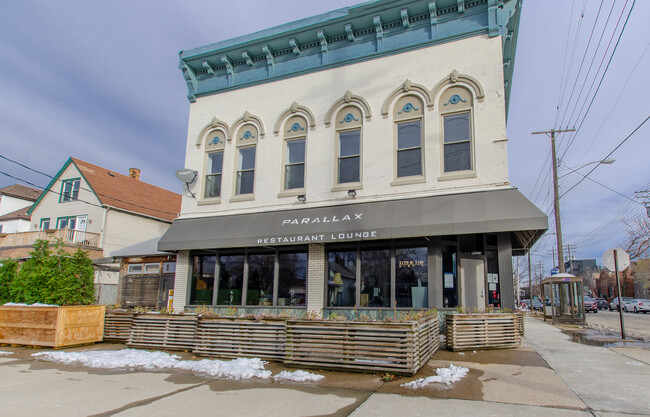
(334, 105, 363, 187)
(392, 94, 425, 180)
(280, 115, 308, 193)
(232, 122, 259, 196)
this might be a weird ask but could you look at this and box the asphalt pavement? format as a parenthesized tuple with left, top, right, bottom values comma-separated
(0, 316, 648, 417)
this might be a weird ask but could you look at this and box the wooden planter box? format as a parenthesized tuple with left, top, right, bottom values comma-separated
(0, 305, 106, 348)
(127, 313, 197, 351)
(193, 317, 286, 361)
(285, 315, 439, 375)
(103, 311, 135, 342)
(445, 313, 520, 351)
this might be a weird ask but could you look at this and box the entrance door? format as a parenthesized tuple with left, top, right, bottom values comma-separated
(460, 258, 486, 310)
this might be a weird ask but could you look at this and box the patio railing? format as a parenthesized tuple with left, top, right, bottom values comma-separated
(0, 229, 101, 249)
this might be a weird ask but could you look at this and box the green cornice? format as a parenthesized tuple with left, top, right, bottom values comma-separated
(179, 0, 521, 115)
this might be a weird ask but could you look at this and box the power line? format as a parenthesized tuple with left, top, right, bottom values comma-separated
(559, 0, 637, 159)
(560, 114, 650, 197)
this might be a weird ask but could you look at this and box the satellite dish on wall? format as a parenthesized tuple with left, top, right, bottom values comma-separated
(175, 168, 198, 200)
(175, 168, 197, 184)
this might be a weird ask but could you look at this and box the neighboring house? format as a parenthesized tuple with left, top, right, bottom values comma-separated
(0, 157, 181, 304)
(111, 236, 177, 309)
(159, 0, 547, 315)
(0, 184, 40, 233)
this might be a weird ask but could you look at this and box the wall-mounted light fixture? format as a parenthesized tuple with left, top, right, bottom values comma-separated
(297, 195, 306, 202)
(347, 189, 357, 197)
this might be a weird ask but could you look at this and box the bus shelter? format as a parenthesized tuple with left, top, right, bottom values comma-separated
(542, 273, 584, 324)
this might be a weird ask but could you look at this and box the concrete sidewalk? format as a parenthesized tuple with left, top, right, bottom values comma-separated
(0, 316, 647, 416)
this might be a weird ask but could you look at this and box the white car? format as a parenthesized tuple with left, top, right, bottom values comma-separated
(623, 299, 650, 313)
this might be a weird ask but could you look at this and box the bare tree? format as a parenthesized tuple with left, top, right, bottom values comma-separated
(620, 216, 650, 260)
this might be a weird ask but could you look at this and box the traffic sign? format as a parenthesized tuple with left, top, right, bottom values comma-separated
(551, 268, 560, 275)
(603, 248, 630, 271)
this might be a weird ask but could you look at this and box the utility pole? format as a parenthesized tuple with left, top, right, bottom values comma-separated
(532, 128, 575, 273)
(528, 251, 533, 312)
(636, 189, 650, 217)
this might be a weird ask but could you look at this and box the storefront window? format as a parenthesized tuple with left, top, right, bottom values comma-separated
(442, 247, 458, 308)
(395, 246, 428, 308)
(278, 252, 307, 306)
(246, 253, 275, 306)
(217, 255, 244, 305)
(327, 250, 356, 307)
(487, 250, 501, 307)
(360, 248, 391, 307)
(190, 255, 215, 305)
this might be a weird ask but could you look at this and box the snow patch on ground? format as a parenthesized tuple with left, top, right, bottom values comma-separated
(273, 370, 325, 382)
(626, 361, 644, 366)
(31, 349, 328, 381)
(175, 358, 271, 380)
(401, 364, 470, 388)
(0, 351, 14, 356)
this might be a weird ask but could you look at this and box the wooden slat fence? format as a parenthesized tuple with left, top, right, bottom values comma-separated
(193, 317, 286, 360)
(127, 314, 197, 350)
(516, 312, 525, 336)
(445, 313, 520, 351)
(103, 312, 134, 342)
(284, 316, 438, 375)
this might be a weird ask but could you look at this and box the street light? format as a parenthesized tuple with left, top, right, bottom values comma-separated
(558, 158, 616, 179)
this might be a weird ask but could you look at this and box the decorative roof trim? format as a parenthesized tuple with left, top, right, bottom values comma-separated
(324, 91, 372, 128)
(273, 102, 317, 135)
(196, 117, 230, 147)
(229, 111, 266, 142)
(381, 79, 434, 117)
(431, 70, 485, 103)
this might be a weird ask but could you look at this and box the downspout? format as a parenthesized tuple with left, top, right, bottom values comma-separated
(100, 206, 109, 256)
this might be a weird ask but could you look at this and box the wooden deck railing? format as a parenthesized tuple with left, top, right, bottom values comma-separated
(0, 229, 101, 248)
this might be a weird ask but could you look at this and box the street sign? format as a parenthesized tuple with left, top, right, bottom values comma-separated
(603, 248, 630, 271)
(551, 268, 560, 275)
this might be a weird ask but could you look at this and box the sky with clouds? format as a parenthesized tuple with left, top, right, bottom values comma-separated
(0, 0, 648, 269)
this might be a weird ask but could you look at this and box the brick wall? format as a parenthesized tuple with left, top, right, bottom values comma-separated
(307, 243, 325, 315)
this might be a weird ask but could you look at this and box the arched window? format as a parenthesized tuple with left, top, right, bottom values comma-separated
(234, 123, 258, 196)
(393, 95, 424, 179)
(335, 106, 362, 186)
(203, 129, 226, 199)
(439, 86, 473, 173)
(282, 116, 307, 191)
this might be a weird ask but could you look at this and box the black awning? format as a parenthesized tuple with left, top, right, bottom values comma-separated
(158, 188, 547, 253)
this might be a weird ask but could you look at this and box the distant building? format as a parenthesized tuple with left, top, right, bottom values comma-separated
(0, 157, 181, 304)
(0, 184, 40, 233)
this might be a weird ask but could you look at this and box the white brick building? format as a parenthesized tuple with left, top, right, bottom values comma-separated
(160, 0, 546, 316)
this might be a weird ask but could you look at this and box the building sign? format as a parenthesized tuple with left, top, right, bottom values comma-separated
(257, 230, 377, 245)
(281, 212, 363, 226)
(399, 260, 425, 268)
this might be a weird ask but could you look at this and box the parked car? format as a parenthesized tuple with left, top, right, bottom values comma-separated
(520, 299, 543, 311)
(623, 299, 650, 313)
(594, 298, 608, 309)
(583, 297, 598, 313)
(609, 297, 633, 311)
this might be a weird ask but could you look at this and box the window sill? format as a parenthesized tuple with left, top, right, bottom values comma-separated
(331, 183, 363, 192)
(197, 197, 221, 206)
(437, 171, 477, 182)
(277, 188, 306, 198)
(390, 176, 426, 187)
(230, 194, 255, 203)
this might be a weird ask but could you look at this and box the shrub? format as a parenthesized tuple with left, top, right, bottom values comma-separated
(0, 259, 18, 304)
(2, 239, 94, 306)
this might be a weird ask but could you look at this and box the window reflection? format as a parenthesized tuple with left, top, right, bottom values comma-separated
(278, 252, 307, 306)
(246, 253, 275, 306)
(395, 247, 428, 308)
(190, 255, 215, 305)
(328, 251, 356, 307)
(217, 255, 244, 305)
(360, 248, 391, 307)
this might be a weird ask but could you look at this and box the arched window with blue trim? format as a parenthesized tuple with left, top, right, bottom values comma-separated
(393, 95, 424, 178)
(234, 123, 258, 195)
(440, 86, 473, 173)
(282, 115, 307, 190)
(203, 129, 226, 199)
(335, 106, 362, 185)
